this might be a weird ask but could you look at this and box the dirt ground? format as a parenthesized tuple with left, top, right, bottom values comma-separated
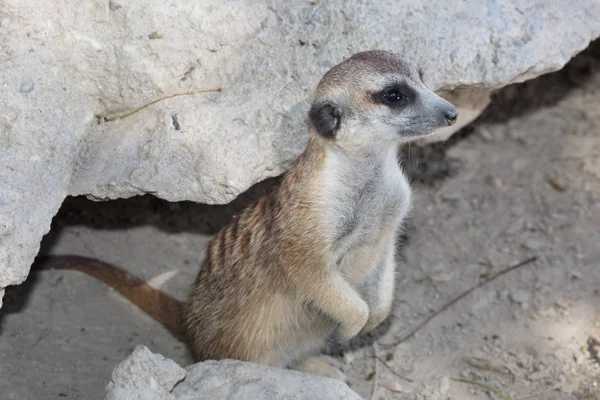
(2, 40, 600, 400)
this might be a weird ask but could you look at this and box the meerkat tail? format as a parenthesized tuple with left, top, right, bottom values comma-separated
(32, 255, 186, 341)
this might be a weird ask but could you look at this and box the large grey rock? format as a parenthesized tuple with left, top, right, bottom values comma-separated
(106, 345, 186, 400)
(1, 0, 599, 302)
(104, 345, 361, 400)
(175, 359, 362, 400)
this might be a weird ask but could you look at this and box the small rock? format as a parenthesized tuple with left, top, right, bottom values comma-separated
(429, 264, 454, 282)
(573, 351, 585, 365)
(19, 79, 34, 93)
(512, 158, 528, 171)
(148, 30, 164, 40)
(526, 369, 550, 381)
(105, 345, 186, 400)
(108, 0, 121, 10)
(478, 127, 494, 141)
(464, 356, 510, 375)
(441, 191, 461, 201)
(342, 351, 356, 365)
(490, 177, 503, 188)
(540, 307, 557, 318)
(510, 290, 531, 305)
(524, 238, 544, 250)
(439, 376, 450, 394)
(570, 270, 582, 280)
(555, 299, 569, 310)
(382, 380, 409, 393)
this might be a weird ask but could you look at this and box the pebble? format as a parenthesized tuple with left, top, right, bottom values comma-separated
(382, 380, 409, 393)
(19, 79, 34, 93)
(524, 238, 544, 250)
(429, 266, 454, 282)
(441, 192, 461, 201)
(540, 307, 557, 318)
(554, 299, 569, 310)
(109, 0, 122, 10)
(570, 270, 582, 280)
(573, 351, 585, 365)
(439, 376, 450, 394)
(510, 290, 531, 305)
(512, 158, 528, 171)
(478, 127, 494, 141)
(526, 369, 550, 381)
(487, 176, 504, 188)
(342, 351, 356, 365)
(148, 30, 164, 40)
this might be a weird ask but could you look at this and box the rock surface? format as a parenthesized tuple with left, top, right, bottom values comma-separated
(105, 346, 361, 400)
(106, 345, 186, 400)
(1, 0, 599, 302)
(175, 360, 362, 400)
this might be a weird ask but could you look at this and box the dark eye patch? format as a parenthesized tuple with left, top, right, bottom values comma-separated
(372, 82, 415, 108)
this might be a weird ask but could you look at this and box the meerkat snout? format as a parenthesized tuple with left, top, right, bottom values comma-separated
(309, 50, 458, 145)
(444, 109, 458, 126)
(416, 87, 459, 128)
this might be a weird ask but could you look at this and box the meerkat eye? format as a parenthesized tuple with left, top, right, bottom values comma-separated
(373, 85, 412, 108)
(382, 90, 404, 103)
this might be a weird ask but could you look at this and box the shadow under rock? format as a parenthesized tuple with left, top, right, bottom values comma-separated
(0, 273, 41, 335)
(45, 177, 281, 239)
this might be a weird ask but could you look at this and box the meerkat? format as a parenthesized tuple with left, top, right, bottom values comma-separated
(37, 50, 457, 384)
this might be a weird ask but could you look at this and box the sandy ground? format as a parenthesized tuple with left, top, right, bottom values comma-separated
(2, 41, 600, 400)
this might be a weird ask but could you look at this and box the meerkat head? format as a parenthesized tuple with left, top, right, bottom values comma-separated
(309, 50, 458, 148)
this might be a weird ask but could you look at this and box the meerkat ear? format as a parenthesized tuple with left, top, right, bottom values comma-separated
(309, 102, 341, 139)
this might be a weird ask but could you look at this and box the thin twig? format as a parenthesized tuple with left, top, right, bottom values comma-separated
(101, 87, 222, 122)
(373, 355, 414, 382)
(452, 378, 514, 400)
(32, 328, 51, 347)
(515, 386, 562, 400)
(369, 344, 380, 400)
(380, 256, 537, 348)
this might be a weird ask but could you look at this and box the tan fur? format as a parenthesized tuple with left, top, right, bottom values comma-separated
(182, 136, 343, 365)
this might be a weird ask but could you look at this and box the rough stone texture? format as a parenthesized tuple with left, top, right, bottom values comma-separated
(105, 345, 186, 400)
(104, 346, 361, 400)
(176, 359, 362, 400)
(1, 0, 599, 304)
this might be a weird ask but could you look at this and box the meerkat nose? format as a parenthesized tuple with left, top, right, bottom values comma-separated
(443, 108, 458, 126)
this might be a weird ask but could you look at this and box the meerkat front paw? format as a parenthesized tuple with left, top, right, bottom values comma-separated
(337, 300, 369, 342)
(359, 307, 391, 336)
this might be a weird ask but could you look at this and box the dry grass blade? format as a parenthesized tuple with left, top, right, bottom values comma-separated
(101, 87, 222, 122)
(453, 378, 514, 400)
(369, 344, 380, 400)
(373, 355, 413, 382)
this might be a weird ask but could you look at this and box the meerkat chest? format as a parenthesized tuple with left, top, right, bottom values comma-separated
(317, 148, 411, 280)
